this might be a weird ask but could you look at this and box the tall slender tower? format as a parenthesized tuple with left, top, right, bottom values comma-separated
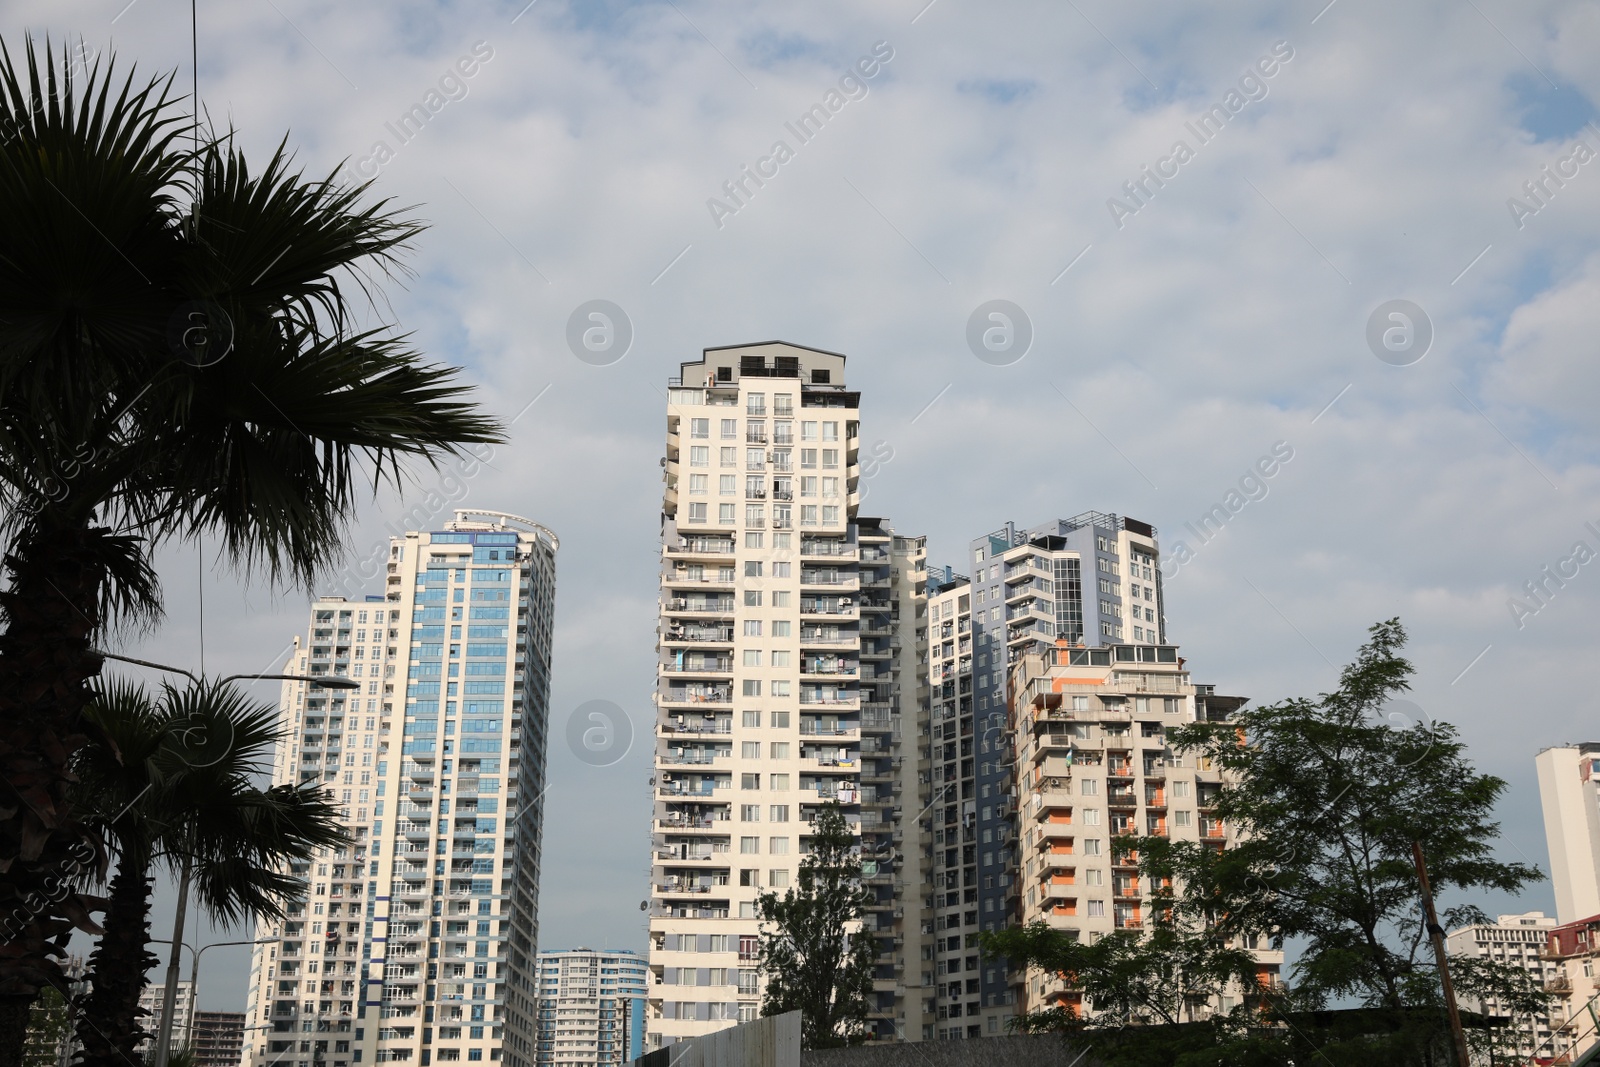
(242, 511, 557, 1067)
(646, 343, 927, 1049)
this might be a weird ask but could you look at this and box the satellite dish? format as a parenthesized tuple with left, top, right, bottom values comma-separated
(639, 900, 649, 911)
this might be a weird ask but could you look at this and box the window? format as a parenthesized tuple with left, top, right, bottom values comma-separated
(739, 869, 760, 887)
(744, 590, 762, 606)
(821, 477, 838, 498)
(822, 449, 839, 469)
(742, 741, 761, 759)
(689, 474, 708, 494)
(801, 505, 818, 526)
(769, 773, 789, 791)
(771, 710, 790, 728)
(720, 447, 736, 467)
(741, 837, 760, 854)
(743, 651, 761, 666)
(821, 507, 839, 526)
(1084, 869, 1103, 886)
(800, 448, 817, 469)
(746, 449, 765, 470)
(771, 681, 791, 697)
(772, 591, 790, 607)
(690, 418, 709, 438)
(745, 505, 764, 526)
(741, 773, 760, 790)
(1175, 811, 1193, 827)
(769, 805, 789, 822)
(745, 531, 763, 548)
(1082, 839, 1102, 855)
(719, 475, 736, 495)
(1171, 781, 1190, 798)
(770, 742, 790, 759)
(743, 711, 762, 728)
(770, 869, 790, 888)
(741, 805, 761, 822)
(801, 422, 818, 441)
(1087, 900, 1105, 917)
(721, 419, 738, 439)
(772, 621, 791, 637)
(769, 837, 789, 854)
(822, 422, 838, 441)
(771, 650, 791, 667)
(719, 503, 736, 525)
(688, 503, 707, 523)
(742, 680, 762, 696)
(747, 393, 765, 414)
(690, 446, 709, 467)
(772, 561, 791, 577)
(800, 477, 817, 497)
(745, 561, 762, 577)
(744, 621, 763, 637)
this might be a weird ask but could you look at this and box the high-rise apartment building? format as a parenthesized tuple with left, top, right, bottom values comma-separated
(1445, 911, 1562, 1060)
(1537, 744, 1600, 924)
(921, 515, 1169, 1035)
(1006, 640, 1280, 1021)
(647, 343, 928, 1050)
(533, 948, 648, 1066)
(137, 981, 194, 1058)
(243, 511, 558, 1067)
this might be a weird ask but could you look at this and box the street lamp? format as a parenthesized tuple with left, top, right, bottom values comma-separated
(113, 652, 355, 1067)
(92, 650, 360, 690)
(185, 938, 282, 1052)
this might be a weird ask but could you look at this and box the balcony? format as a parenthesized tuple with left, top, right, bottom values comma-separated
(662, 626, 734, 644)
(667, 538, 736, 557)
(662, 658, 733, 674)
(664, 597, 734, 615)
(663, 686, 732, 705)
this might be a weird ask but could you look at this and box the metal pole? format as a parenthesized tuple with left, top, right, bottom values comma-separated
(186, 940, 279, 1051)
(153, 857, 194, 1067)
(1412, 841, 1471, 1067)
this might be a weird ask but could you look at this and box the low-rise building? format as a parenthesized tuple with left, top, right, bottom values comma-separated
(192, 1012, 247, 1067)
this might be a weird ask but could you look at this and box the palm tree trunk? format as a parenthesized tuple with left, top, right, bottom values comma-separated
(75, 859, 157, 1067)
(151, 860, 191, 1067)
(0, 522, 110, 1067)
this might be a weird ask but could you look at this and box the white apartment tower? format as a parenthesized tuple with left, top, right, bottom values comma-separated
(647, 343, 928, 1049)
(533, 948, 648, 1067)
(243, 511, 558, 1067)
(1445, 912, 1562, 1060)
(1537, 744, 1600, 924)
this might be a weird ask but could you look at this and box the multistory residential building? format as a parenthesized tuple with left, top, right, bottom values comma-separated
(1444, 912, 1562, 1061)
(192, 1012, 247, 1067)
(921, 515, 1168, 1036)
(533, 948, 648, 1066)
(136, 981, 194, 1057)
(26, 956, 86, 1067)
(646, 343, 928, 1050)
(1004, 640, 1279, 1022)
(1541, 912, 1600, 1061)
(1537, 744, 1600, 924)
(242, 511, 558, 1067)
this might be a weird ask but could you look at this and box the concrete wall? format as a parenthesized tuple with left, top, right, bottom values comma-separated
(803, 1036, 1101, 1067)
(636, 1012, 801, 1067)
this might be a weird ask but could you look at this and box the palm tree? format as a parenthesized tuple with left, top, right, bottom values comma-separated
(0, 36, 501, 1060)
(71, 679, 345, 1067)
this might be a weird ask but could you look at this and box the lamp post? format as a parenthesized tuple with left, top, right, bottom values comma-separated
(185, 938, 282, 1051)
(104, 651, 357, 1067)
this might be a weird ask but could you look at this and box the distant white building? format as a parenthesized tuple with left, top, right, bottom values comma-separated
(1445, 911, 1563, 1060)
(136, 981, 194, 1056)
(1536, 744, 1600, 923)
(534, 949, 647, 1067)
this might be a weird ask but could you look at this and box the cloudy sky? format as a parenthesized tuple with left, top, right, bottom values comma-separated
(20, 0, 1600, 1011)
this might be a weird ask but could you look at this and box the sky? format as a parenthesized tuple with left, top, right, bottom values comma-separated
(17, 0, 1600, 1014)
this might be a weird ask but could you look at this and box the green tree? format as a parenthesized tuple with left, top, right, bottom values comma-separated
(985, 620, 1546, 1065)
(0, 37, 499, 1061)
(21, 986, 71, 1067)
(1169, 619, 1541, 1017)
(755, 803, 875, 1049)
(70, 679, 345, 1067)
